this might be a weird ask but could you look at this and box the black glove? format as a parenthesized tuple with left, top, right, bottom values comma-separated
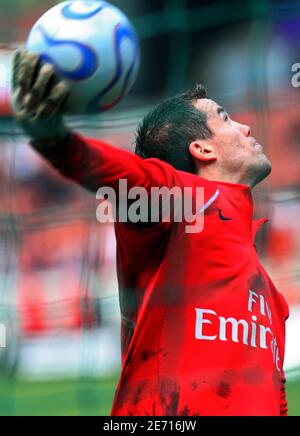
(11, 47, 70, 143)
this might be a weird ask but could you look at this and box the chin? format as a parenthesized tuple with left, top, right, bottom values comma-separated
(251, 157, 272, 187)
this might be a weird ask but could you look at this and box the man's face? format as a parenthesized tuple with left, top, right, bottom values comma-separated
(194, 99, 272, 186)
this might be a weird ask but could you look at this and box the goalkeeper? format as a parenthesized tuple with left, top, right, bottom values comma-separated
(12, 48, 289, 416)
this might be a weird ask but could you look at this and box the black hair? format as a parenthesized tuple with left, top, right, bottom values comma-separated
(135, 84, 213, 174)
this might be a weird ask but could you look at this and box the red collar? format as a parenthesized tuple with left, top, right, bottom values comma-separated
(213, 180, 268, 242)
(252, 218, 269, 241)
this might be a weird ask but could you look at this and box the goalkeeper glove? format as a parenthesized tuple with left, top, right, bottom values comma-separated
(11, 47, 70, 143)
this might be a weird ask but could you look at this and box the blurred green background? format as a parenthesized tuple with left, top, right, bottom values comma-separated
(0, 376, 300, 416)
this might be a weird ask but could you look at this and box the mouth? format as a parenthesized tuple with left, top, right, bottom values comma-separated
(250, 138, 264, 152)
(254, 142, 263, 152)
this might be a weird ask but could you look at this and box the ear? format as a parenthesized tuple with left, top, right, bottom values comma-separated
(189, 140, 217, 163)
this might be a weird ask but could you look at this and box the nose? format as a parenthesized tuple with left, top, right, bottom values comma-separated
(232, 120, 251, 137)
(239, 123, 251, 137)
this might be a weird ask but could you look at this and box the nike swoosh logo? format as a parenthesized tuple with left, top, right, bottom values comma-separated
(219, 209, 232, 221)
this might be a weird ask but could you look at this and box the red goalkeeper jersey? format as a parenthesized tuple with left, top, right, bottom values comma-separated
(32, 133, 289, 416)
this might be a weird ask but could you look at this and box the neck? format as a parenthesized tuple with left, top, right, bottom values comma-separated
(196, 167, 255, 188)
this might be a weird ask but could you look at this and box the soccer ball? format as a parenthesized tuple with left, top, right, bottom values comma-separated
(26, 0, 140, 114)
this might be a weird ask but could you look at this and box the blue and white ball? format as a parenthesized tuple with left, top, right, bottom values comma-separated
(26, 0, 140, 114)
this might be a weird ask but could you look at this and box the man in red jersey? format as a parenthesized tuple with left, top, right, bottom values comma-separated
(12, 49, 289, 416)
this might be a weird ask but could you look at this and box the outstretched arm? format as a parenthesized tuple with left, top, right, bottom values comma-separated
(11, 48, 178, 194)
(31, 132, 178, 194)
